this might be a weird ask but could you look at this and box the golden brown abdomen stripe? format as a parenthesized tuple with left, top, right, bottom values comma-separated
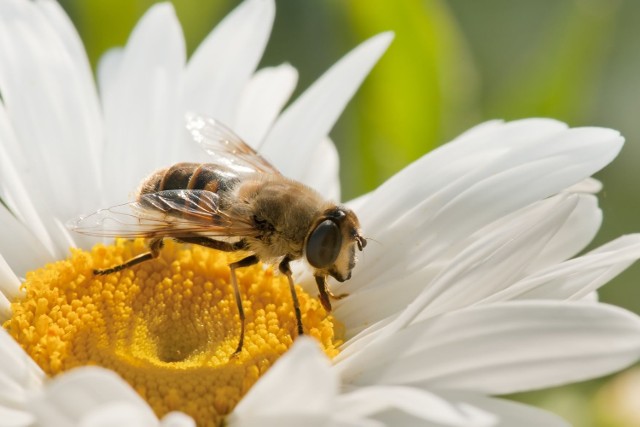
(187, 164, 221, 193)
(159, 163, 199, 191)
(139, 163, 239, 198)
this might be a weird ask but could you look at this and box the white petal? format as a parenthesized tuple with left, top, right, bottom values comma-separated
(520, 193, 601, 273)
(582, 291, 599, 302)
(160, 412, 196, 427)
(488, 234, 640, 302)
(337, 302, 640, 395)
(234, 64, 298, 148)
(0, 329, 44, 408)
(336, 193, 597, 335)
(100, 3, 186, 206)
(357, 119, 566, 228)
(412, 194, 583, 320)
(345, 192, 371, 213)
(0, 0, 102, 218)
(336, 387, 496, 427)
(352, 120, 623, 290)
(564, 177, 602, 194)
(260, 33, 393, 179)
(229, 337, 337, 425)
(0, 254, 21, 302)
(0, 205, 53, 278)
(0, 293, 10, 323)
(0, 98, 78, 258)
(77, 402, 158, 427)
(437, 391, 570, 427)
(30, 367, 157, 427)
(297, 138, 342, 200)
(96, 47, 123, 102)
(0, 405, 34, 427)
(184, 0, 274, 125)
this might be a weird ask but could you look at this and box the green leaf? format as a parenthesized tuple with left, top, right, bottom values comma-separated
(340, 0, 479, 197)
(486, 1, 621, 123)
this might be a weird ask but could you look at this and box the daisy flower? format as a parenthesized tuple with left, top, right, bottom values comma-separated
(1, 1, 640, 426)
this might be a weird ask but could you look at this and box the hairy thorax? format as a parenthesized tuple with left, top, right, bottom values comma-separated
(230, 175, 334, 262)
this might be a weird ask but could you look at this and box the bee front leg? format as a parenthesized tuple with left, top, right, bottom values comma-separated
(229, 254, 259, 356)
(94, 238, 164, 275)
(279, 257, 304, 337)
(315, 275, 349, 312)
(315, 275, 332, 312)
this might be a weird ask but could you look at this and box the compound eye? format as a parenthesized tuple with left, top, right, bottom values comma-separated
(306, 219, 342, 268)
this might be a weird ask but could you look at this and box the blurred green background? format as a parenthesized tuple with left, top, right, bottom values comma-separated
(58, 0, 640, 425)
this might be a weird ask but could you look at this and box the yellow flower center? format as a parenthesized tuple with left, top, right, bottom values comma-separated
(4, 239, 342, 426)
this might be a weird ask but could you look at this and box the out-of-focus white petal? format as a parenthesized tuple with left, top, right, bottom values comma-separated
(100, 3, 185, 206)
(0, 293, 10, 323)
(75, 402, 158, 427)
(345, 192, 371, 213)
(30, 367, 158, 427)
(229, 338, 337, 426)
(261, 33, 393, 179)
(97, 47, 123, 102)
(0, 254, 21, 302)
(0, 205, 52, 278)
(336, 387, 496, 427)
(234, 64, 298, 148)
(297, 138, 342, 200)
(564, 177, 602, 194)
(160, 412, 196, 427)
(582, 291, 599, 302)
(35, 0, 98, 98)
(0, 0, 102, 219)
(184, 0, 274, 126)
(337, 302, 640, 395)
(0, 104, 59, 258)
(0, 330, 44, 410)
(0, 406, 34, 427)
(437, 391, 570, 427)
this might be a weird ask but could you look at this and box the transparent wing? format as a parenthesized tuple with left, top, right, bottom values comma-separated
(186, 112, 281, 176)
(67, 190, 257, 239)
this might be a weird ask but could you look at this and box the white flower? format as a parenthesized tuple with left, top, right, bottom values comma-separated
(1, 1, 640, 426)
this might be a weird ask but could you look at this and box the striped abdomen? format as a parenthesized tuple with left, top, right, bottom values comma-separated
(139, 163, 239, 197)
(137, 163, 241, 223)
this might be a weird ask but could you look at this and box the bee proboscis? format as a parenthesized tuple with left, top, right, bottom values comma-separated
(68, 113, 366, 355)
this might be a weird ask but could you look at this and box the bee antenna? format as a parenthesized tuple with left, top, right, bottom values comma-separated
(361, 235, 380, 247)
(355, 234, 370, 251)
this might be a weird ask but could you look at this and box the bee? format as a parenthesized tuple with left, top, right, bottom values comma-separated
(68, 113, 366, 355)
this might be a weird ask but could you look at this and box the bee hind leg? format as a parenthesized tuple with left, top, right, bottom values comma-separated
(229, 254, 259, 356)
(173, 236, 247, 252)
(94, 238, 164, 275)
(280, 257, 304, 337)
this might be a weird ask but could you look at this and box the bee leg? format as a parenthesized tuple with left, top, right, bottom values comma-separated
(174, 236, 247, 252)
(315, 275, 333, 312)
(94, 238, 164, 275)
(229, 254, 259, 356)
(314, 275, 349, 312)
(279, 257, 304, 337)
(328, 289, 349, 301)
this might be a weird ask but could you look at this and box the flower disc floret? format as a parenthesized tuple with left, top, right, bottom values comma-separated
(4, 239, 342, 426)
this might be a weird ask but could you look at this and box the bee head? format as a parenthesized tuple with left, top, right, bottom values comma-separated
(305, 206, 366, 282)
